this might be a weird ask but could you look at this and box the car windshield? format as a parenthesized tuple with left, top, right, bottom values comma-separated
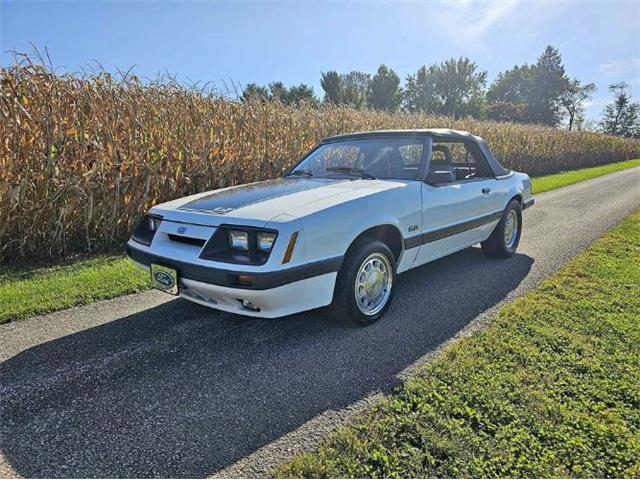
(289, 138, 424, 180)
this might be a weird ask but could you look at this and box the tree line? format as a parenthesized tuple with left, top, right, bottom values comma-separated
(241, 46, 639, 139)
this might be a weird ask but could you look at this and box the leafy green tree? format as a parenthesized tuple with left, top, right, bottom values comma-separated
(560, 79, 596, 130)
(432, 57, 487, 118)
(402, 65, 438, 113)
(241, 82, 317, 106)
(320, 71, 342, 104)
(487, 46, 569, 125)
(320, 70, 370, 108)
(341, 71, 370, 108)
(600, 82, 640, 138)
(286, 84, 318, 106)
(367, 65, 402, 111)
(529, 46, 569, 125)
(268, 82, 289, 102)
(403, 58, 486, 118)
(487, 65, 534, 105)
(241, 83, 269, 102)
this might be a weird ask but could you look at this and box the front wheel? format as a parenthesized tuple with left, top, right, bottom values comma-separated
(332, 238, 396, 326)
(481, 199, 522, 258)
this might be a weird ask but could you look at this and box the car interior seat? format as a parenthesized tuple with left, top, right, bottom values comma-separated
(367, 146, 407, 179)
(427, 145, 456, 183)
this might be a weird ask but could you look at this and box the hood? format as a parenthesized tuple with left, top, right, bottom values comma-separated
(177, 178, 338, 214)
(151, 177, 409, 226)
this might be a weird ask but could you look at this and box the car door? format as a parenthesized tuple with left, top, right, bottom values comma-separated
(412, 140, 500, 267)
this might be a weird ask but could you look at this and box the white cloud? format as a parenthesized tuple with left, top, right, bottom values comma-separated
(598, 59, 640, 79)
(583, 96, 608, 110)
(434, 0, 521, 49)
(463, 0, 522, 43)
(582, 95, 610, 121)
(433, 0, 574, 52)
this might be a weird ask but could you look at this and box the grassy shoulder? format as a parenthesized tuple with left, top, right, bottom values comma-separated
(0, 255, 150, 324)
(531, 158, 640, 194)
(279, 209, 640, 478)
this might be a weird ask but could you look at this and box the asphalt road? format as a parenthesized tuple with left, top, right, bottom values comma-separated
(1, 167, 639, 478)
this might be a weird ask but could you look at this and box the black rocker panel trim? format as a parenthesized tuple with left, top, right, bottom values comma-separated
(404, 210, 503, 250)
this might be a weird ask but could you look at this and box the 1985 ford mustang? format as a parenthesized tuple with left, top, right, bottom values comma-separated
(127, 129, 534, 325)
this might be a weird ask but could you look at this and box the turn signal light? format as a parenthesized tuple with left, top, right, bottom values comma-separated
(282, 231, 299, 264)
(236, 274, 253, 286)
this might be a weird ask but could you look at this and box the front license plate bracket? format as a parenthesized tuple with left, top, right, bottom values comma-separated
(150, 263, 179, 295)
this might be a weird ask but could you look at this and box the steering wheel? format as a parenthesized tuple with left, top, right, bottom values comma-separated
(366, 155, 393, 178)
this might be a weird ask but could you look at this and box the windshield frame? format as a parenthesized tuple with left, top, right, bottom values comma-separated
(285, 135, 432, 182)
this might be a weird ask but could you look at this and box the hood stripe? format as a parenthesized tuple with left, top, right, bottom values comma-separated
(179, 178, 344, 213)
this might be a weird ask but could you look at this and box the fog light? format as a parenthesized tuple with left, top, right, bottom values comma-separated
(241, 299, 260, 311)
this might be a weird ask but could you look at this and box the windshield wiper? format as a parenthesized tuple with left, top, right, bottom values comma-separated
(325, 166, 376, 179)
(286, 169, 313, 177)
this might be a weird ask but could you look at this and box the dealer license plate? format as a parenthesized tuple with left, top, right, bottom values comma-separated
(150, 263, 179, 295)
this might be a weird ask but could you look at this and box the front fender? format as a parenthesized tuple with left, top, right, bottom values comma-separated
(297, 182, 422, 266)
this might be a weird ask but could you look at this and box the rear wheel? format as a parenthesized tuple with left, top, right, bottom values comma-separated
(332, 238, 396, 326)
(481, 199, 522, 258)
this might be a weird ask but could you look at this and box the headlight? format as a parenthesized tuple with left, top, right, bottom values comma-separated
(257, 232, 276, 251)
(200, 226, 278, 265)
(148, 215, 162, 232)
(229, 230, 249, 250)
(131, 214, 163, 246)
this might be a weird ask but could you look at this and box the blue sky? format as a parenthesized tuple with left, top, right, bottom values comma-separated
(2, 0, 639, 120)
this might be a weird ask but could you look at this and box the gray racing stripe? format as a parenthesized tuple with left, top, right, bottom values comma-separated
(179, 178, 343, 213)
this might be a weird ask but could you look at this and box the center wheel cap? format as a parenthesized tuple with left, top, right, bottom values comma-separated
(365, 271, 383, 297)
(354, 252, 393, 316)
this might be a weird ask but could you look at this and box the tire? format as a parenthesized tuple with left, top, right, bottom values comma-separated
(481, 199, 522, 258)
(332, 238, 396, 326)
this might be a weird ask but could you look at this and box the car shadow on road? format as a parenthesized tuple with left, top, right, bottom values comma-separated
(0, 247, 533, 478)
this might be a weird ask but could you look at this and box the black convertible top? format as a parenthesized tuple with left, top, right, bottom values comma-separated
(321, 129, 509, 177)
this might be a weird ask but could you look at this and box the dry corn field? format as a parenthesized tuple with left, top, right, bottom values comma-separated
(2, 58, 640, 263)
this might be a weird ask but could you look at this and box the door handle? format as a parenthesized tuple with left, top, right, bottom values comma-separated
(482, 187, 491, 194)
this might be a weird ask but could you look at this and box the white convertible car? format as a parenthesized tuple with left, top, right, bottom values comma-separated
(127, 129, 534, 325)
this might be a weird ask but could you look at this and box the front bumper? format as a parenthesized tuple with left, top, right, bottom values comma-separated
(523, 197, 535, 209)
(127, 242, 340, 317)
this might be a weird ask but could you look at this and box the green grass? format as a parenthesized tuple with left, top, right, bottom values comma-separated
(1, 158, 638, 325)
(531, 158, 640, 194)
(0, 255, 150, 324)
(278, 209, 640, 478)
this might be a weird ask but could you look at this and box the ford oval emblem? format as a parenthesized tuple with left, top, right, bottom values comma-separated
(177, 226, 186, 234)
(153, 271, 174, 287)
